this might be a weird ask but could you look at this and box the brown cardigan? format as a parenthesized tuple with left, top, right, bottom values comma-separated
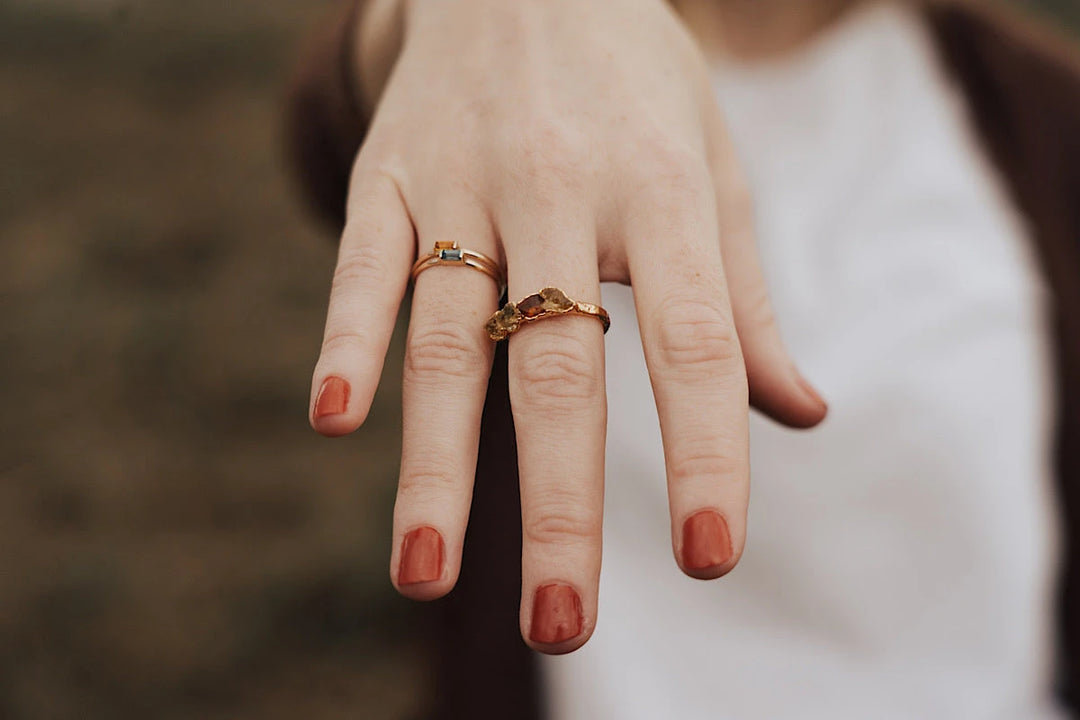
(286, 2, 1080, 717)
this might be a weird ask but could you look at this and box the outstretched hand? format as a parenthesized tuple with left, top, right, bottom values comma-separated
(309, 0, 827, 654)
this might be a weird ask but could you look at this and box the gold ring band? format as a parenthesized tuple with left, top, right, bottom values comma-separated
(484, 287, 610, 341)
(411, 241, 505, 289)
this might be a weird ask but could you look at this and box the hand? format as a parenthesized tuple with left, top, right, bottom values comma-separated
(309, 0, 827, 653)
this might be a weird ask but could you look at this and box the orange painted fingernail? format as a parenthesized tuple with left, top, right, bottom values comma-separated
(399, 527, 444, 585)
(530, 583, 583, 644)
(314, 376, 350, 419)
(682, 510, 733, 571)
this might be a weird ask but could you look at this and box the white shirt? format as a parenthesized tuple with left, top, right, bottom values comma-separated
(542, 4, 1062, 719)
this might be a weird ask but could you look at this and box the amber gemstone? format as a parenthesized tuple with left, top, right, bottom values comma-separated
(485, 303, 521, 340)
(518, 293, 546, 318)
(497, 304, 520, 325)
(539, 287, 573, 310)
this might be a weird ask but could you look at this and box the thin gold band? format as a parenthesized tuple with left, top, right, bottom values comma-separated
(410, 241, 505, 288)
(484, 287, 610, 341)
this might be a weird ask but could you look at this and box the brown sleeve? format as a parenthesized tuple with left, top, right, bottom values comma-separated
(284, 0, 368, 231)
(924, 0, 1080, 710)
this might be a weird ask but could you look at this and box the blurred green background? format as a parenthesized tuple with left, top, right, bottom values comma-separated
(1, 1, 1077, 718)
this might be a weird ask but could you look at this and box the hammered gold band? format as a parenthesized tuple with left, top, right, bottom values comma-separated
(411, 241, 505, 289)
(484, 287, 611, 341)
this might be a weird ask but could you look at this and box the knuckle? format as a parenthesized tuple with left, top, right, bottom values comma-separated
(636, 138, 713, 203)
(512, 339, 601, 408)
(524, 491, 600, 546)
(331, 246, 388, 292)
(669, 444, 742, 487)
(351, 143, 404, 188)
(321, 329, 366, 356)
(654, 297, 742, 375)
(345, 161, 404, 219)
(397, 468, 460, 505)
(405, 323, 488, 382)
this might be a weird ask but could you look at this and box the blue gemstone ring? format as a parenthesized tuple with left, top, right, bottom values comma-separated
(410, 241, 505, 290)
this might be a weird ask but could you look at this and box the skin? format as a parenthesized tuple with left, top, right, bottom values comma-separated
(675, 0, 860, 60)
(309, 0, 843, 654)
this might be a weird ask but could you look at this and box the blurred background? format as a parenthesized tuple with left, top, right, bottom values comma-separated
(0, 0, 1077, 718)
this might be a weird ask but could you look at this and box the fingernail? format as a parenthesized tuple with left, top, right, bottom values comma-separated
(682, 510, 733, 571)
(794, 373, 828, 413)
(314, 376, 350, 419)
(530, 583, 583, 644)
(399, 527, 444, 585)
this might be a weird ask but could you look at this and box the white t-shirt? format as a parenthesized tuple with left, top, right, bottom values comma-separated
(542, 4, 1063, 719)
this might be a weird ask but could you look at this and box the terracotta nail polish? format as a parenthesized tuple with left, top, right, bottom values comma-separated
(399, 527, 444, 585)
(681, 510, 733, 571)
(530, 583, 583, 644)
(314, 376, 350, 419)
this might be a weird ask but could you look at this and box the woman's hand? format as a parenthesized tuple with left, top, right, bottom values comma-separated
(309, 0, 826, 653)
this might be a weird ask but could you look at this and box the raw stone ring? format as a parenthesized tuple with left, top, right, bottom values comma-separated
(484, 287, 611, 342)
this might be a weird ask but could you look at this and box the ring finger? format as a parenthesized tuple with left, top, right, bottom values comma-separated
(390, 198, 502, 601)
(500, 205, 607, 654)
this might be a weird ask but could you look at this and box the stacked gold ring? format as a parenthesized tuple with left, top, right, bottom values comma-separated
(411, 241, 505, 289)
(485, 287, 610, 341)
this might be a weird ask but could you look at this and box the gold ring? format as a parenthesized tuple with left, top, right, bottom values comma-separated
(411, 241, 505, 289)
(484, 287, 610, 341)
